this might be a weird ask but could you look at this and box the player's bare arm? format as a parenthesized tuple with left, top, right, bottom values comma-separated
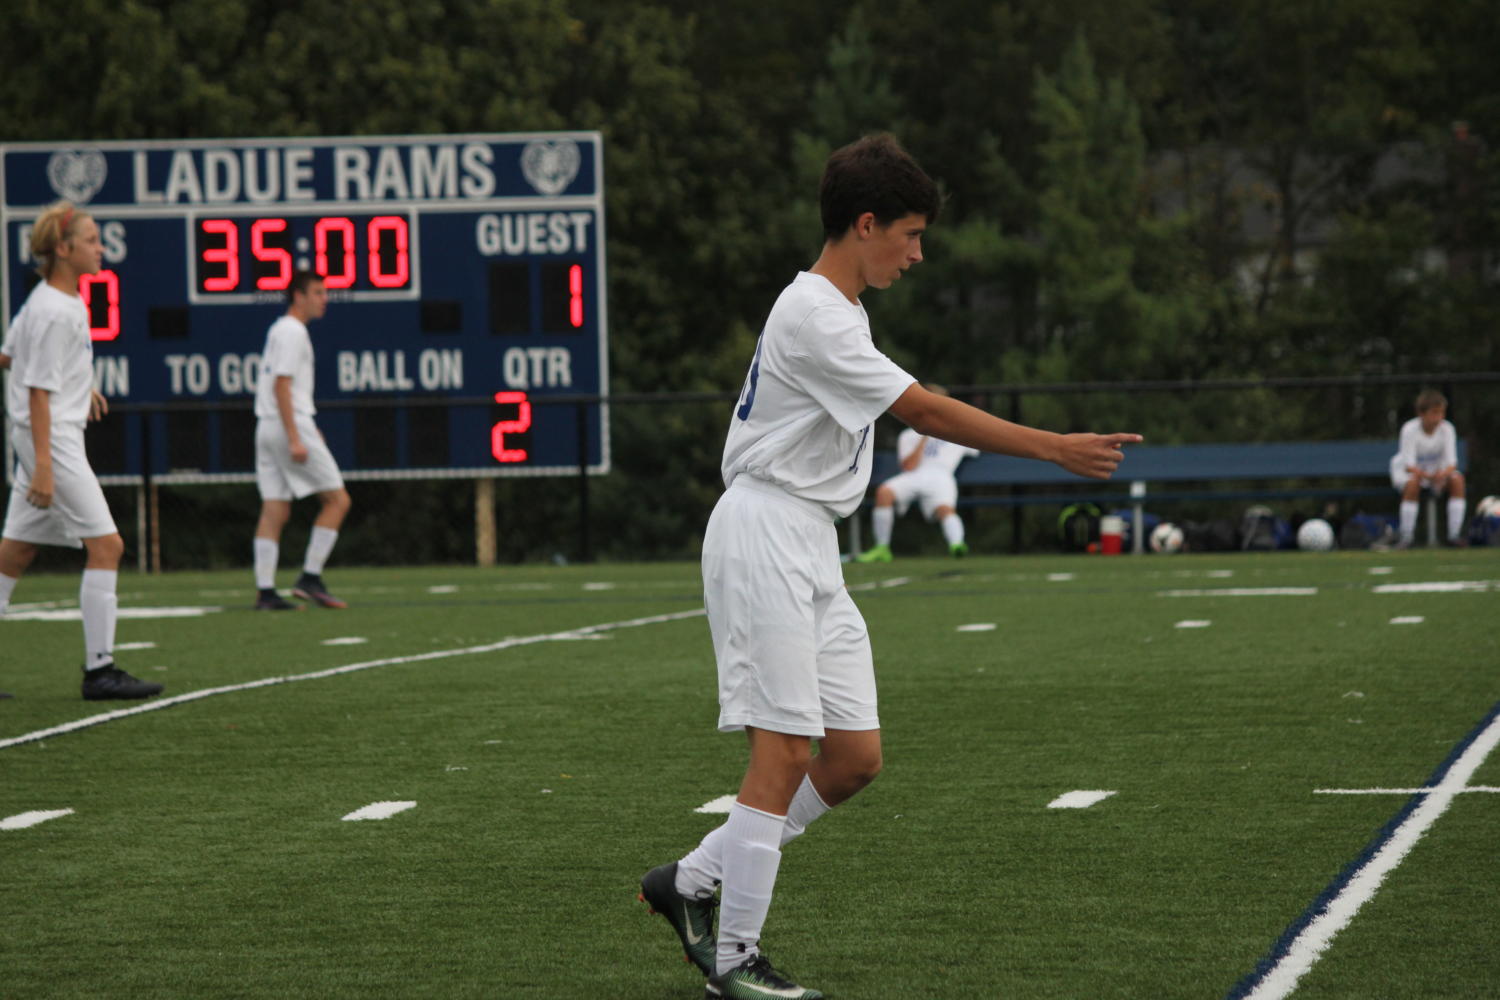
(89, 389, 108, 422)
(0, 352, 10, 369)
(274, 375, 309, 463)
(27, 387, 55, 507)
(889, 382, 1141, 480)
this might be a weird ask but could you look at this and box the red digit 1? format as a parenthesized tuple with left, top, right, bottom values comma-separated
(315, 217, 356, 288)
(367, 215, 410, 288)
(79, 269, 121, 341)
(201, 219, 239, 292)
(251, 218, 292, 290)
(491, 391, 531, 463)
(569, 263, 584, 328)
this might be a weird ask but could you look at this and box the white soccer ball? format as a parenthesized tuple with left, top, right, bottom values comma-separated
(1477, 495, 1500, 521)
(1150, 522, 1184, 554)
(1296, 518, 1336, 551)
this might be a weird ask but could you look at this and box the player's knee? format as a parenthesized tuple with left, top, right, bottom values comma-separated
(1451, 472, 1465, 495)
(847, 749, 883, 789)
(322, 489, 352, 517)
(86, 533, 125, 565)
(934, 505, 955, 520)
(874, 485, 895, 506)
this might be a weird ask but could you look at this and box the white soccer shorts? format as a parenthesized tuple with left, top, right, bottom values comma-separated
(255, 417, 345, 501)
(702, 475, 879, 738)
(1389, 455, 1453, 494)
(882, 470, 959, 521)
(4, 423, 117, 547)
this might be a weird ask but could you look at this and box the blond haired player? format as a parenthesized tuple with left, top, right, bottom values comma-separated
(0, 201, 161, 700)
(638, 135, 1141, 1000)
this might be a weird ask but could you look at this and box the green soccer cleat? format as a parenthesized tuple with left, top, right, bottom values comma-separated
(855, 543, 892, 563)
(949, 541, 969, 557)
(706, 953, 823, 999)
(639, 862, 718, 976)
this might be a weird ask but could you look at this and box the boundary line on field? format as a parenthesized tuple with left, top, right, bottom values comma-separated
(1224, 699, 1500, 1000)
(0, 608, 706, 752)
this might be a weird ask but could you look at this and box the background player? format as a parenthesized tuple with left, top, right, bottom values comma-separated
(251, 270, 352, 610)
(857, 383, 979, 561)
(1390, 389, 1466, 547)
(638, 134, 1140, 1000)
(0, 201, 161, 700)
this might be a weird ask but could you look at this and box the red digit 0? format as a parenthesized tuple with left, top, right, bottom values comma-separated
(367, 216, 410, 289)
(315, 217, 356, 288)
(491, 391, 531, 463)
(79, 269, 121, 341)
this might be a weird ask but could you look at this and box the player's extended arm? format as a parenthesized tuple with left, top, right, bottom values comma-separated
(0, 351, 11, 369)
(888, 382, 1140, 481)
(27, 386, 54, 507)
(274, 375, 309, 463)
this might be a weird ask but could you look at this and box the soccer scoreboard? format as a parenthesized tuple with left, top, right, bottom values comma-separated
(0, 132, 608, 482)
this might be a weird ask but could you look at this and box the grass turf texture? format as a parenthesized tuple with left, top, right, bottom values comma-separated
(2, 551, 1497, 999)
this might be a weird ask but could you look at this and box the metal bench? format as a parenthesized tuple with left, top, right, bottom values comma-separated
(857, 439, 1469, 553)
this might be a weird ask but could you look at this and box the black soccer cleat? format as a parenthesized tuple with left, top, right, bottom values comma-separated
(705, 953, 823, 999)
(292, 573, 347, 609)
(254, 589, 300, 611)
(640, 861, 718, 976)
(81, 664, 164, 701)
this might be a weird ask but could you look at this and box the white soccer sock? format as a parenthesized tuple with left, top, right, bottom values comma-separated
(80, 569, 118, 669)
(715, 802, 785, 976)
(940, 513, 965, 547)
(254, 537, 279, 590)
(1447, 497, 1467, 540)
(0, 571, 18, 614)
(675, 776, 832, 898)
(1399, 500, 1418, 541)
(303, 527, 339, 575)
(872, 506, 894, 547)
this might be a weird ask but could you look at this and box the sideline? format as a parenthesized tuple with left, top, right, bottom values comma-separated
(0, 608, 706, 752)
(1224, 701, 1500, 999)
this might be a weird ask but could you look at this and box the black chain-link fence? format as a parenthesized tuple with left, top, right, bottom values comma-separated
(14, 371, 1497, 573)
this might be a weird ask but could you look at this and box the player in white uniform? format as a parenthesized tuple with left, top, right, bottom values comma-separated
(1389, 389, 1466, 547)
(0, 201, 162, 700)
(858, 384, 979, 560)
(250, 270, 352, 609)
(638, 135, 1141, 1000)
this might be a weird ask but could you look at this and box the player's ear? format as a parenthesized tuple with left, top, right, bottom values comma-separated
(853, 212, 877, 240)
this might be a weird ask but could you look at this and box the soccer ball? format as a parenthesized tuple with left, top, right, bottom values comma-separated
(1296, 518, 1336, 551)
(1150, 522, 1184, 553)
(1478, 495, 1500, 521)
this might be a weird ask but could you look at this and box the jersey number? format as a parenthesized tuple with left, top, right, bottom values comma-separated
(735, 336, 764, 421)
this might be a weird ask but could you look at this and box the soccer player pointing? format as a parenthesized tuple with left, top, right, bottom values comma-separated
(640, 135, 1140, 999)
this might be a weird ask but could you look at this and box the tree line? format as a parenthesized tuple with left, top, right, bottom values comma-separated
(4, 0, 1497, 563)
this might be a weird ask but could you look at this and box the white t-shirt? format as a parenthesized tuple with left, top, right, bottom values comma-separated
(255, 315, 317, 420)
(722, 271, 916, 517)
(1393, 417, 1457, 474)
(4, 282, 95, 428)
(895, 428, 978, 480)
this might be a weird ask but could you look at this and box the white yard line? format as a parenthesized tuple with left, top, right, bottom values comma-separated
(0, 608, 706, 751)
(1230, 706, 1500, 1000)
(1, 808, 75, 831)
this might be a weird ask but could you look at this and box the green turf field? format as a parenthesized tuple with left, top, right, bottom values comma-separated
(2, 549, 1497, 999)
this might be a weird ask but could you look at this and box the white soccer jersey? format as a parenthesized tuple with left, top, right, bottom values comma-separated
(4, 283, 95, 428)
(895, 428, 978, 479)
(722, 272, 916, 517)
(255, 315, 317, 420)
(1393, 417, 1457, 474)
